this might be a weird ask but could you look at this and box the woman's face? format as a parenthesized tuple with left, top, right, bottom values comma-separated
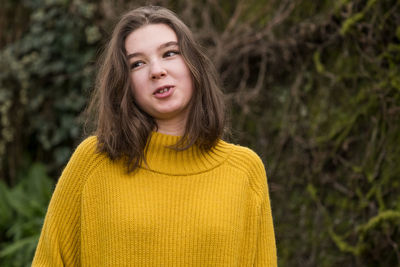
(125, 23, 194, 126)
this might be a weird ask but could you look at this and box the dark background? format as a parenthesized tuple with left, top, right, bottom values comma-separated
(0, 0, 399, 266)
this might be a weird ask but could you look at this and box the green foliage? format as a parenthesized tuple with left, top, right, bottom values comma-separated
(0, 163, 54, 267)
(245, 0, 400, 265)
(0, 0, 101, 182)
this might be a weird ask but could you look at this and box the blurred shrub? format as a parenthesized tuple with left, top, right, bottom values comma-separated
(0, 163, 53, 267)
(0, 0, 101, 183)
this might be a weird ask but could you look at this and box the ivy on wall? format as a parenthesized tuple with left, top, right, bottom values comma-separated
(0, 0, 101, 183)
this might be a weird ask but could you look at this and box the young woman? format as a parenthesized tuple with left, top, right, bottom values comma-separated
(33, 6, 277, 266)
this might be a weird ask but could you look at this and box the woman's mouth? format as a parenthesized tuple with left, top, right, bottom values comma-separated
(153, 86, 174, 98)
(155, 87, 171, 94)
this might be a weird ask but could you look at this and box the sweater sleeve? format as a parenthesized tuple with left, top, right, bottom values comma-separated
(32, 136, 99, 267)
(254, 178, 277, 266)
(248, 151, 277, 267)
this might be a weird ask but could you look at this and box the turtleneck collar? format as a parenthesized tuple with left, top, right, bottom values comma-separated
(141, 132, 232, 175)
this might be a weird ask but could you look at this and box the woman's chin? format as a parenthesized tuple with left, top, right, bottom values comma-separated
(152, 107, 189, 121)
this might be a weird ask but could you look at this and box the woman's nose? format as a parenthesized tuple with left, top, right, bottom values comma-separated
(150, 61, 167, 80)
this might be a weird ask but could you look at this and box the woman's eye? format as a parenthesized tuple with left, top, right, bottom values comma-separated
(131, 61, 144, 69)
(164, 50, 179, 57)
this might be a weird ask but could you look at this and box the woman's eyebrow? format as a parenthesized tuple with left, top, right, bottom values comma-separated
(127, 41, 178, 59)
(159, 41, 178, 49)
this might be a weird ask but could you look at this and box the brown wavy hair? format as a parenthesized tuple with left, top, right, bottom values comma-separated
(85, 6, 226, 172)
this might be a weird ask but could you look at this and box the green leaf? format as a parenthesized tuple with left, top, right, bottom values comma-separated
(0, 235, 39, 258)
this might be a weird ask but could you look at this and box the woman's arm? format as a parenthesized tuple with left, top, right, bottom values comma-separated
(32, 137, 98, 266)
(246, 149, 277, 266)
(253, 177, 277, 266)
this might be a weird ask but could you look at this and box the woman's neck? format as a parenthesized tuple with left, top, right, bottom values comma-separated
(155, 116, 187, 136)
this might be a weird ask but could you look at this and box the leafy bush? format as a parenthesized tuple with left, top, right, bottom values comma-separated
(0, 163, 53, 267)
(0, 0, 101, 183)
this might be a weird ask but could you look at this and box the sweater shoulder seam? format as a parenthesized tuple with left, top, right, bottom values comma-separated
(68, 136, 108, 192)
(225, 144, 267, 202)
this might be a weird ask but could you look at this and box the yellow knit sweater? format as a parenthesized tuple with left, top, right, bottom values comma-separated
(32, 132, 277, 266)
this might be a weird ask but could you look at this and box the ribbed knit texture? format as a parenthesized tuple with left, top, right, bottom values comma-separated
(32, 132, 277, 266)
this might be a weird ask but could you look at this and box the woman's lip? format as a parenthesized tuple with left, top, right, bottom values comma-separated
(153, 86, 174, 99)
(153, 85, 174, 94)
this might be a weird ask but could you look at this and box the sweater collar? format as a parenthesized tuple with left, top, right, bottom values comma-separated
(141, 132, 232, 175)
